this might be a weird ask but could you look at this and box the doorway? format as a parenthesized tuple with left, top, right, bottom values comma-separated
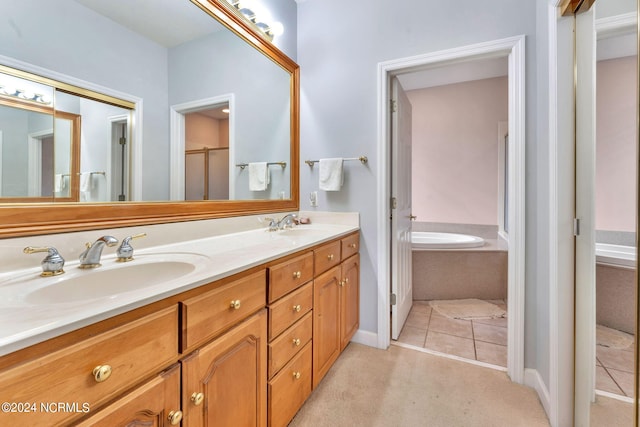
(376, 35, 526, 383)
(393, 66, 511, 369)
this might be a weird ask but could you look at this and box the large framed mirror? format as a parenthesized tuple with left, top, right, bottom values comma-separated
(0, 0, 299, 237)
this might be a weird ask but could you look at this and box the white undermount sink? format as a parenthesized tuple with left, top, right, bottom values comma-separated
(4, 252, 211, 305)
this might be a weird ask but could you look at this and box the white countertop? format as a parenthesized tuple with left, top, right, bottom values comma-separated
(0, 213, 359, 356)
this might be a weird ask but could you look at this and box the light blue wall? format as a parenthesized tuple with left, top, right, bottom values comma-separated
(297, 0, 548, 386)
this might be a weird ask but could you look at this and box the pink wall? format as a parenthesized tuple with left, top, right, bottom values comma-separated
(596, 56, 637, 232)
(407, 76, 508, 225)
(185, 113, 229, 150)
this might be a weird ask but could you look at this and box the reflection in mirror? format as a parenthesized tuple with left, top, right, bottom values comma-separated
(185, 103, 230, 200)
(1, 0, 293, 203)
(590, 4, 637, 424)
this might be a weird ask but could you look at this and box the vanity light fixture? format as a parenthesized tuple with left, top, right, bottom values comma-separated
(0, 85, 52, 105)
(225, 0, 284, 40)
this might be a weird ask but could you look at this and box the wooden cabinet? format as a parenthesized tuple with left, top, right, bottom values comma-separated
(313, 234, 360, 387)
(266, 255, 315, 427)
(76, 364, 182, 427)
(0, 306, 179, 427)
(181, 310, 267, 427)
(0, 229, 359, 427)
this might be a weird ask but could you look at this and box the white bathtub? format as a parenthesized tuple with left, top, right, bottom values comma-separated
(596, 243, 636, 268)
(411, 231, 485, 250)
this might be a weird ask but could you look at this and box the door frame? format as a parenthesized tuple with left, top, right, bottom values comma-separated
(376, 35, 526, 384)
(169, 94, 235, 200)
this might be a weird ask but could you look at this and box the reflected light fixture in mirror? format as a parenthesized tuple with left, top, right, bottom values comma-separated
(225, 0, 285, 39)
(0, 0, 300, 237)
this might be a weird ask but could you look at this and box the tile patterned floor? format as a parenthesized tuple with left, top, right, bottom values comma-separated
(398, 300, 635, 398)
(397, 300, 508, 367)
(596, 333, 635, 398)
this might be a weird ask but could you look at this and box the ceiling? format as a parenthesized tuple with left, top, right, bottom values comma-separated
(72, 0, 224, 48)
(396, 56, 508, 91)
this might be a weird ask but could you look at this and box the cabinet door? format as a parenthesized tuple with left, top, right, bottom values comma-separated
(340, 253, 360, 351)
(182, 310, 267, 427)
(312, 265, 341, 388)
(76, 364, 181, 427)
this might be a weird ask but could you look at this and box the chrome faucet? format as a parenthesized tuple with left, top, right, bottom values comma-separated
(277, 213, 298, 229)
(264, 213, 297, 231)
(79, 236, 118, 268)
(23, 246, 65, 276)
(116, 233, 147, 262)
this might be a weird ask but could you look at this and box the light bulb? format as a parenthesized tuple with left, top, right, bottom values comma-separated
(271, 22, 284, 37)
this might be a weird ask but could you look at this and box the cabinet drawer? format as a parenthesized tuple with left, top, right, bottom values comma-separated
(341, 233, 359, 260)
(314, 241, 341, 275)
(268, 252, 313, 303)
(268, 342, 312, 427)
(268, 311, 312, 379)
(0, 306, 178, 427)
(269, 281, 312, 340)
(182, 270, 266, 351)
(76, 364, 181, 427)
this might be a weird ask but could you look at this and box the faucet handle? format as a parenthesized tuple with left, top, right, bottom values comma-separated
(23, 246, 65, 277)
(116, 233, 146, 262)
(263, 217, 278, 231)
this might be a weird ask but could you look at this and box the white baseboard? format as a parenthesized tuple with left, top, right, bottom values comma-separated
(525, 368, 551, 420)
(351, 329, 379, 348)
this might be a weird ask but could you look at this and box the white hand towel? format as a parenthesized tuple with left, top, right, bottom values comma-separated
(54, 174, 64, 193)
(80, 173, 92, 192)
(319, 158, 344, 191)
(249, 162, 269, 191)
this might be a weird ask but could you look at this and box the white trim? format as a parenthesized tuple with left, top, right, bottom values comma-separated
(27, 128, 54, 197)
(594, 389, 634, 404)
(0, 53, 144, 201)
(497, 120, 508, 239)
(169, 94, 235, 200)
(525, 368, 552, 419)
(548, 1, 576, 426)
(376, 35, 527, 385)
(595, 12, 637, 39)
(350, 329, 378, 348)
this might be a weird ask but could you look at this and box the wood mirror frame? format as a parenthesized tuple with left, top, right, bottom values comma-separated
(0, 0, 299, 238)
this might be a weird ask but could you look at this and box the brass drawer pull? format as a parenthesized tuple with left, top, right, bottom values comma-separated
(92, 364, 112, 383)
(293, 304, 302, 313)
(339, 280, 345, 287)
(344, 278, 349, 284)
(327, 254, 334, 261)
(292, 338, 301, 346)
(293, 371, 301, 380)
(230, 300, 241, 310)
(349, 243, 357, 249)
(191, 392, 205, 406)
(293, 271, 301, 279)
(168, 410, 183, 425)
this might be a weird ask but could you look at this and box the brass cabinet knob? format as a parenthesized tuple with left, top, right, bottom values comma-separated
(92, 364, 112, 383)
(230, 300, 241, 310)
(191, 392, 205, 406)
(293, 371, 301, 380)
(293, 271, 301, 279)
(168, 410, 183, 425)
(293, 304, 302, 313)
(292, 338, 301, 346)
(327, 254, 334, 261)
(344, 278, 349, 284)
(349, 243, 357, 249)
(339, 280, 345, 287)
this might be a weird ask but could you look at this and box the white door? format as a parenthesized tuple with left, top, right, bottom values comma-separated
(391, 77, 413, 340)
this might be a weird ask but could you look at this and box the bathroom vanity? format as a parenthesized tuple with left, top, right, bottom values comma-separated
(0, 216, 359, 426)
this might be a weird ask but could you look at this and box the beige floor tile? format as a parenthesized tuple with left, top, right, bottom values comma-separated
(595, 366, 623, 395)
(405, 308, 431, 329)
(608, 368, 635, 398)
(428, 311, 473, 339)
(597, 345, 635, 373)
(472, 316, 508, 328)
(473, 322, 508, 346)
(475, 340, 507, 367)
(398, 325, 427, 347)
(425, 330, 475, 359)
